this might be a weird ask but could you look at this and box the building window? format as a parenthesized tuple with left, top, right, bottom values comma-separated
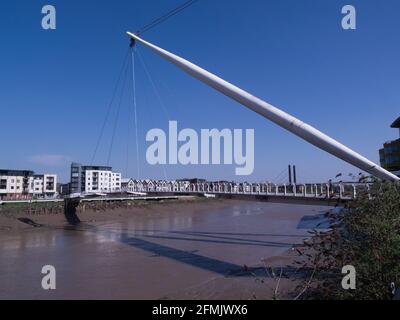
(0, 179, 6, 190)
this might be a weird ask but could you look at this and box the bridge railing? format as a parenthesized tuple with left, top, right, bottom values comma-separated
(125, 181, 371, 200)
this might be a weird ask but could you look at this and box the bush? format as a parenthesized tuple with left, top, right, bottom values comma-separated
(297, 180, 400, 300)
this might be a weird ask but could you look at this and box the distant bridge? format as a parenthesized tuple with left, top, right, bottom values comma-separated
(0, 181, 369, 207)
(126, 180, 370, 206)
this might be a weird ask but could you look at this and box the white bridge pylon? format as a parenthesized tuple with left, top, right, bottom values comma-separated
(127, 32, 399, 182)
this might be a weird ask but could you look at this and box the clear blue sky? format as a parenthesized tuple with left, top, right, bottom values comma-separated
(1, 0, 399, 183)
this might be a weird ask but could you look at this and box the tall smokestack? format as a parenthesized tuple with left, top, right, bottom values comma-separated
(293, 165, 297, 185)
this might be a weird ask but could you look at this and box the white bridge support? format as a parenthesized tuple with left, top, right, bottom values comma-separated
(127, 32, 399, 182)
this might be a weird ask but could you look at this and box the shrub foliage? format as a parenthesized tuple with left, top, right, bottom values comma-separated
(298, 181, 400, 299)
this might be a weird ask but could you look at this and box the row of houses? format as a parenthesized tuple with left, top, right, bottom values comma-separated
(0, 169, 57, 200)
(120, 178, 267, 194)
(121, 179, 187, 193)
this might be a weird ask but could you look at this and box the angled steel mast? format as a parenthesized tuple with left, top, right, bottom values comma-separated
(127, 32, 399, 182)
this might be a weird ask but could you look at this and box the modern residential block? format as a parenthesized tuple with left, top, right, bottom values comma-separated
(70, 163, 121, 195)
(0, 170, 58, 200)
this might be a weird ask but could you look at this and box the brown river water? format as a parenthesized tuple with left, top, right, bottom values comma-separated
(0, 200, 330, 299)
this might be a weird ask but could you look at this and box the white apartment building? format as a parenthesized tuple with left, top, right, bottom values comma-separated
(85, 170, 121, 193)
(30, 174, 57, 197)
(0, 170, 57, 200)
(70, 163, 121, 195)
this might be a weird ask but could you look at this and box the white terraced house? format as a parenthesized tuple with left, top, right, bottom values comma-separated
(70, 163, 121, 195)
(0, 169, 57, 200)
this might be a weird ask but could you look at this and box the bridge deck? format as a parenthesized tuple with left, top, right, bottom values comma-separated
(146, 191, 348, 206)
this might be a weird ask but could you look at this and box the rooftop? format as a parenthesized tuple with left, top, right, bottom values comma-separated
(82, 166, 113, 171)
(391, 116, 400, 128)
(0, 169, 34, 176)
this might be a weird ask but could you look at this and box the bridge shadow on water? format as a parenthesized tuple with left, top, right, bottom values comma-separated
(137, 231, 301, 249)
(62, 200, 307, 278)
(113, 228, 303, 277)
(63, 224, 305, 278)
(119, 233, 278, 277)
(135, 229, 308, 238)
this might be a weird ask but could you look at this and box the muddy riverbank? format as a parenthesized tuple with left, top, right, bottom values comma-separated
(0, 196, 205, 232)
(0, 199, 331, 299)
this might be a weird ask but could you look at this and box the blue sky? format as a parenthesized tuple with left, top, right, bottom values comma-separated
(0, 0, 399, 183)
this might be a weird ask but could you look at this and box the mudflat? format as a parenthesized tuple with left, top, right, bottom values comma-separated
(0, 198, 330, 299)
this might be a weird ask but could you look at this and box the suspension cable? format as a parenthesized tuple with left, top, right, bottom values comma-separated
(107, 63, 129, 166)
(137, 49, 171, 120)
(272, 167, 288, 184)
(131, 48, 141, 179)
(126, 81, 132, 178)
(136, 0, 199, 35)
(137, 49, 170, 181)
(91, 48, 130, 165)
